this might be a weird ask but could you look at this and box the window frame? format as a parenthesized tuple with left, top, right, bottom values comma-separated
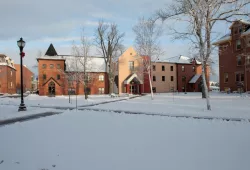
(98, 87, 105, 94)
(170, 66, 173, 71)
(129, 61, 134, 71)
(99, 75, 104, 81)
(43, 74, 46, 80)
(153, 65, 156, 71)
(181, 65, 185, 72)
(224, 73, 228, 83)
(162, 65, 165, 71)
(57, 74, 60, 80)
(171, 76, 174, 81)
(42, 64, 47, 69)
(50, 64, 54, 69)
(236, 39, 241, 50)
(162, 76, 165, 81)
(56, 64, 61, 69)
(237, 56, 242, 66)
(153, 76, 156, 82)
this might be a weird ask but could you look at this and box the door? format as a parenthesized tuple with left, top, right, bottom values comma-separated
(48, 81, 55, 96)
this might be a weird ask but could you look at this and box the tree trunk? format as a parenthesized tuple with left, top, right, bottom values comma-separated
(84, 86, 88, 100)
(202, 64, 211, 110)
(201, 65, 207, 98)
(148, 70, 154, 100)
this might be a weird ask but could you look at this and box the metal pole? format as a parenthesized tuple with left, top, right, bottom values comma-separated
(18, 47, 27, 111)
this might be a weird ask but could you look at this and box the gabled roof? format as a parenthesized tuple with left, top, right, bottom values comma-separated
(124, 73, 143, 84)
(45, 44, 58, 56)
(0, 54, 16, 70)
(42, 77, 61, 86)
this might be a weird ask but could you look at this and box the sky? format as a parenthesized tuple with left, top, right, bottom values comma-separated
(0, 0, 238, 80)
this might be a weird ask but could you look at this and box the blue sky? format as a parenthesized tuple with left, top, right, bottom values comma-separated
(0, 0, 239, 80)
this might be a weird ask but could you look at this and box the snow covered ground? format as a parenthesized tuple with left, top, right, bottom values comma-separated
(88, 92, 250, 120)
(1, 110, 250, 170)
(0, 94, 130, 108)
(0, 105, 60, 120)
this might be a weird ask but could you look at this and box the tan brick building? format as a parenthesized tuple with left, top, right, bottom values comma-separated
(0, 54, 16, 94)
(37, 44, 108, 96)
(213, 20, 250, 92)
(15, 64, 34, 93)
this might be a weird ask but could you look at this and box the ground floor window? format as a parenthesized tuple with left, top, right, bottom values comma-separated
(152, 87, 156, 93)
(98, 88, 104, 94)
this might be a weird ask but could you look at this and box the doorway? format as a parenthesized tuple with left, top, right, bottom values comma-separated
(48, 81, 55, 96)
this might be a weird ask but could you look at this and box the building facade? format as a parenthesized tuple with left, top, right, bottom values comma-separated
(0, 54, 16, 94)
(37, 44, 109, 96)
(151, 62, 177, 93)
(213, 20, 250, 92)
(165, 56, 210, 92)
(15, 64, 34, 93)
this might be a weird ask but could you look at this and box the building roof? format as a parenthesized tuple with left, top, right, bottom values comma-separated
(45, 44, 58, 56)
(0, 54, 16, 70)
(161, 55, 201, 65)
(189, 74, 201, 83)
(213, 19, 250, 45)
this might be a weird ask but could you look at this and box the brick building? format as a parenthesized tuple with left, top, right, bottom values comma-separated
(15, 64, 34, 93)
(37, 44, 108, 96)
(0, 54, 16, 94)
(213, 19, 250, 92)
(165, 56, 210, 92)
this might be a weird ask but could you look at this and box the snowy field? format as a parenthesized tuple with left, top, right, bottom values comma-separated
(1, 109, 250, 170)
(0, 94, 130, 108)
(89, 92, 250, 120)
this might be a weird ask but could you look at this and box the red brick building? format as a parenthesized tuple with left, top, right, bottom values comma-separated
(166, 56, 210, 92)
(0, 54, 16, 94)
(213, 20, 250, 92)
(37, 44, 108, 96)
(15, 64, 34, 93)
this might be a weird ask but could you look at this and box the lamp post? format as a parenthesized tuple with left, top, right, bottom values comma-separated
(17, 37, 27, 111)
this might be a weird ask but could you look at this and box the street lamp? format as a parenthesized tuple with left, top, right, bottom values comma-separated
(17, 37, 27, 111)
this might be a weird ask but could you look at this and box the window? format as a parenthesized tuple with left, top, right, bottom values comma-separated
(11, 82, 13, 88)
(182, 76, 186, 82)
(153, 76, 156, 81)
(236, 73, 240, 82)
(129, 61, 134, 71)
(99, 75, 104, 81)
(152, 87, 156, 93)
(241, 73, 244, 82)
(171, 76, 174, 81)
(98, 88, 104, 94)
(10, 70, 12, 76)
(43, 74, 46, 80)
(236, 73, 244, 82)
(237, 56, 242, 66)
(162, 65, 165, 71)
(57, 74, 60, 80)
(247, 37, 250, 47)
(239, 26, 243, 33)
(57, 64, 61, 69)
(236, 40, 241, 50)
(182, 66, 185, 72)
(247, 56, 250, 65)
(42, 64, 46, 69)
(153, 65, 156, 71)
(50, 64, 54, 69)
(234, 28, 238, 34)
(170, 66, 173, 71)
(224, 73, 228, 83)
(162, 76, 165, 81)
(192, 66, 195, 72)
(130, 53, 133, 55)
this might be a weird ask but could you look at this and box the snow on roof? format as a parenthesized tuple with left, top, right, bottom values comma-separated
(189, 74, 201, 83)
(65, 56, 106, 72)
(37, 55, 66, 60)
(239, 19, 250, 25)
(163, 55, 200, 64)
(213, 33, 231, 45)
(0, 54, 16, 70)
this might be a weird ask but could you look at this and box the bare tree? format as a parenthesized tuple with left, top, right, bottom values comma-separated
(156, 0, 250, 110)
(94, 20, 125, 94)
(133, 17, 164, 99)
